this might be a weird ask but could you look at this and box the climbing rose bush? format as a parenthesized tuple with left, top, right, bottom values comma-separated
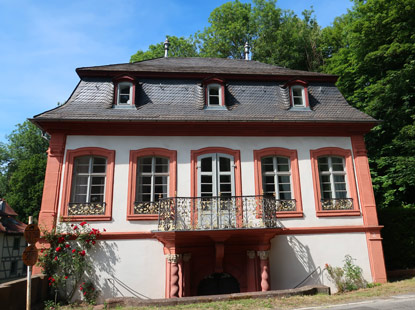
(38, 221, 105, 303)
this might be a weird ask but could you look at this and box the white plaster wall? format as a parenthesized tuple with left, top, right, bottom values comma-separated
(269, 232, 372, 293)
(87, 238, 165, 302)
(58, 135, 364, 231)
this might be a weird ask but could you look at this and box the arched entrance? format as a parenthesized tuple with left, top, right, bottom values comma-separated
(197, 272, 240, 296)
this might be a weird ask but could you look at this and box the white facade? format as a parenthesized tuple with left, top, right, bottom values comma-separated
(56, 135, 373, 299)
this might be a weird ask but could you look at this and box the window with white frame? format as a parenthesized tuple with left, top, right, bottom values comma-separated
(317, 156, 348, 199)
(136, 156, 169, 203)
(261, 156, 292, 199)
(117, 82, 133, 105)
(206, 84, 224, 107)
(70, 156, 107, 204)
(291, 85, 305, 107)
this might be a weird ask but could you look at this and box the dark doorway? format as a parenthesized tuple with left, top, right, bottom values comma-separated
(197, 272, 240, 296)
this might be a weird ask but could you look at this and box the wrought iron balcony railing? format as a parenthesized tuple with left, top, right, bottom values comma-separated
(321, 198, 353, 211)
(68, 202, 106, 216)
(157, 195, 296, 231)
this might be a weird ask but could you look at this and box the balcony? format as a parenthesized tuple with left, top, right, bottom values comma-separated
(156, 195, 296, 231)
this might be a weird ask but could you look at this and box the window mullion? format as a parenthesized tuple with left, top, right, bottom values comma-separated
(328, 157, 336, 199)
(86, 157, 93, 203)
(151, 157, 155, 202)
(273, 157, 280, 199)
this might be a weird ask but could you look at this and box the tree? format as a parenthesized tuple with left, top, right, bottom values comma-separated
(130, 35, 198, 62)
(323, 0, 415, 208)
(0, 120, 49, 221)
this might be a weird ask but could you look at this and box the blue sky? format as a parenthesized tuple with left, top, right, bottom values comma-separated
(0, 0, 353, 143)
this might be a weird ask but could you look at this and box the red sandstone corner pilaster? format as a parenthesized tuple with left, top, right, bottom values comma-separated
(351, 135, 387, 283)
(167, 254, 182, 298)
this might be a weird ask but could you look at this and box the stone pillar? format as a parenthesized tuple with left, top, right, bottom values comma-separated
(182, 253, 192, 297)
(246, 250, 257, 292)
(167, 254, 181, 298)
(257, 250, 270, 291)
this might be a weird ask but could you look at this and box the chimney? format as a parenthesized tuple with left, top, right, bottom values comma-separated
(244, 42, 250, 60)
(164, 37, 170, 58)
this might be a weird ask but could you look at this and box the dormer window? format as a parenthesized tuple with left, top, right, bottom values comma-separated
(208, 84, 222, 106)
(291, 85, 305, 107)
(113, 75, 135, 107)
(204, 78, 226, 110)
(117, 82, 133, 105)
(285, 79, 309, 109)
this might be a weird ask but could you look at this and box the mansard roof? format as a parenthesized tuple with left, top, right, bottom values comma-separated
(33, 57, 376, 125)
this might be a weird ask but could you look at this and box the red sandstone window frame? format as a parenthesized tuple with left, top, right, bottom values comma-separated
(113, 75, 136, 106)
(190, 147, 242, 198)
(60, 147, 115, 221)
(285, 79, 310, 108)
(127, 148, 177, 221)
(253, 147, 303, 218)
(310, 147, 361, 217)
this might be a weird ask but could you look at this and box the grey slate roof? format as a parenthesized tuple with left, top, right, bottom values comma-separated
(76, 57, 335, 78)
(34, 58, 376, 122)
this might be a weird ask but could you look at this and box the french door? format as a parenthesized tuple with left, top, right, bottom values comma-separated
(197, 153, 236, 228)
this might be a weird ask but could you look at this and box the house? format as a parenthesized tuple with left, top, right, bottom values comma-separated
(31, 45, 387, 300)
(0, 199, 27, 282)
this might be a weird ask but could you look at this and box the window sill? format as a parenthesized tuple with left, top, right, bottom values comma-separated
(316, 210, 361, 217)
(289, 106, 311, 111)
(127, 214, 158, 221)
(277, 211, 304, 218)
(61, 215, 112, 222)
(204, 106, 227, 110)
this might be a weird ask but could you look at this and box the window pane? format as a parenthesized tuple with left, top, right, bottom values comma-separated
(265, 176, 274, 184)
(278, 175, 290, 184)
(219, 157, 231, 172)
(331, 157, 343, 164)
(334, 183, 346, 191)
(90, 185, 105, 194)
(201, 184, 212, 194)
(332, 164, 344, 172)
(201, 157, 212, 172)
(293, 97, 303, 106)
(265, 184, 275, 193)
(336, 191, 347, 199)
(139, 157, 153, 173)
(220, 175, 231, 183)
(209, 87, 219, 96)
(279, 184, 291, 192)
(90, 194, 103, 203)
(280, 192, 292, 200)
(322, 191, 332, 199)
(261, 157, 274, 172)
(333, 175, 345, 183)
(209, 96, 219, 105)
(155, 158, 169, 173)
(201, 175, 212, 184)
(120, 95, 129, 104)
(292, 87, 302, 97)
(220, 183, 231, 193)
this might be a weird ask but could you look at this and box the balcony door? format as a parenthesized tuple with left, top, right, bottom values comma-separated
(197, 153, 236, 228)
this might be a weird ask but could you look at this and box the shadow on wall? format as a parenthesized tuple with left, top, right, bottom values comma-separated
(85, 241, 120, 302)
(270, 232, 325, 290)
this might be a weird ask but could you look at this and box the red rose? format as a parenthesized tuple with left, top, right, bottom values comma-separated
(103, 228, 106, 232)
(83, 292, 86, 296)
(48, 277, 52, 280)
(80, 287, 83, 291)
(73, 225, 78, 230)
(65, 276, 68, 279)
(55, 247, 61, 252)
(51, 278, 55, 282)
(92, 240, 96, 245)
(79, 250, 86, 256)
(65, 244, 70, 248)
(44, 253, 47, 257)
(40, 249, 44, 253)
(72, 249, 76, 253)
(54, 256, 58, 261)
(80, 221, 87, 227)
(58, 237, 65, 243)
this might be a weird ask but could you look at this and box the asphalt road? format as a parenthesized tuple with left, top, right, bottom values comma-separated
(294, 294, 415, 310)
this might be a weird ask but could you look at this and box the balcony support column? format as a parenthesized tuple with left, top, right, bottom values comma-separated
(258, 250, 270, 291)
(246, 250, 257, 292)
(167, 254, 182, 298)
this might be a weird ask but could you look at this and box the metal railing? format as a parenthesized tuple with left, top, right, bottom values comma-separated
(321, 198, 353, 210)
(157, 195, 296, 231)
(68, 202, 106, 216)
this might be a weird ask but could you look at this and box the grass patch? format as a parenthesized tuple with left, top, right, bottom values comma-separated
(63, 277, 415, 310)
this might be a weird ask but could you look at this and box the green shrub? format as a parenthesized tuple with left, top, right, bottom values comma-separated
(325, 255, 368, 292)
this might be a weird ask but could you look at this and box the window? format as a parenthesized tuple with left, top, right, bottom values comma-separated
(128, 148, 176, 220)
(117, 82, 133, 105)
(204, 78, 226, 109)
(13, 237, 20, 251)
(10, 261, 17, 276)
(113, 75, 135, 107)
(254, 148, 303, 217)
(291, 85, 305, 107)
(60, 147, 115, 221)
(285, 79, 309, 109)
(310, 147, 360, 217)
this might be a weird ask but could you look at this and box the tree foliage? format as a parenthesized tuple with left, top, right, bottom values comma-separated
(323, 0, 415, 208)
(130, 35, 198, 62)
(0, 120, 49, 221)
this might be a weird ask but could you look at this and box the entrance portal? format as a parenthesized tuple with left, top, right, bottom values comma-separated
(197, 272, 240, 296)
